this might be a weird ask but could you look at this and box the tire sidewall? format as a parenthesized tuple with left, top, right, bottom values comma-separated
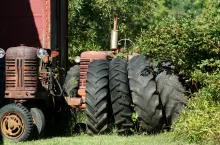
(0, 104, 33, 142)
(30, 108, 45, 137)
(63, 65, 80, 97)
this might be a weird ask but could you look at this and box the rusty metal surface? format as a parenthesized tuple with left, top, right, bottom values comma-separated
(5, 91, 36, 99)
(77, 89, 86, 109)
(5, 90, 48, 99)
(42, 0, 51, 48)
(64, 97, 82, 106)
(5, 46, 38, 99)
(80, 51, 114, 59)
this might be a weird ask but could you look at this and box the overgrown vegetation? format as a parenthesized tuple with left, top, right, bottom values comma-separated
(68, 0, 220, 143)
(173, 58, 220, 144)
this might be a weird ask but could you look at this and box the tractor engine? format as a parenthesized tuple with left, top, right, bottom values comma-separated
(5, 46, 39, 99)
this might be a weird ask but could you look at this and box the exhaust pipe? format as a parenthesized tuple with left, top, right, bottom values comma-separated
(110, 14, 118, 50)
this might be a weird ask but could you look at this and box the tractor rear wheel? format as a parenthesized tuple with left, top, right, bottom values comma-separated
(63, 65, 80, 97)
(128, 55, 166, 133)
(85, 60, 111, 134)
(109, 58, 133, 134)
(30, 108, 45, 138)
(156, 59, 188, 128)
(0, 104, 34, 142)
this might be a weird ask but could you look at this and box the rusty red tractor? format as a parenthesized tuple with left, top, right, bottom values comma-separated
(0, 0, 187, 142)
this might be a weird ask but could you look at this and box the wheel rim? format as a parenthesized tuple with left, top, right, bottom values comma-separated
(1, 112, 24, 139)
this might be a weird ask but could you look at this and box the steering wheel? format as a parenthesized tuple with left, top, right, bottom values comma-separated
(118, 38, 135, 53)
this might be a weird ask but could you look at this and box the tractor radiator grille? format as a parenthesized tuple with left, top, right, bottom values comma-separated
(80, 59, 90, 88)
(5, 59, 38, 91)
(24, 59, 38, 88)
(5, 59, 16, 89)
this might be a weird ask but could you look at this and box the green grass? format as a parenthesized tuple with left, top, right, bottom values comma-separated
(4, 133, 195, 145)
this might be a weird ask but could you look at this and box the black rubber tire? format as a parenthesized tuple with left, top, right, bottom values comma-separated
(153, 58, 175, 74)
(0, 104, 33, 142)
(109, 58, 133, 134)
(30, 108, 45, 137)
(63, 65, 80, 97)
(156, 70, 188, 127)
(85, 60, 110, 134)
(128, 55, 166, 133)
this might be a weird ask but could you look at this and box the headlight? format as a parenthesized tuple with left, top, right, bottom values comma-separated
(0, 48, 5, 58)
(74, 56, 80, 63)
(37, 48, 48, 59)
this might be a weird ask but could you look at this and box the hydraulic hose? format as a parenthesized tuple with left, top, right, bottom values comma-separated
(50, 76, 63, 97)
(49, 67, 63, 97)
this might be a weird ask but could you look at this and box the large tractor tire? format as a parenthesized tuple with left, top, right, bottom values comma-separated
(85, 60, 111, 134)
(0, 104, 34, 142)
(156, 59, 188, 127)
(109, 58, 133, 134)
(30, 108, 45, 137)
(128, 55, 166, 133)
(63, 65, 80, 97)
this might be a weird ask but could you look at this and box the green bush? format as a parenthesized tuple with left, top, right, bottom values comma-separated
(172, 57, 220, 143)
(135, 9, 220, 77)
(173, 84, 220, 143)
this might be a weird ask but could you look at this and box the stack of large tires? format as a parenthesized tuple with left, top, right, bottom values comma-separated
(128, 55, 188, 133)
(64, 55, 188, 135)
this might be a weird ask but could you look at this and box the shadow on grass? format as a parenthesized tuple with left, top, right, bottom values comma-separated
(41, 109, 115, 140)
(0, 134, 3, 145)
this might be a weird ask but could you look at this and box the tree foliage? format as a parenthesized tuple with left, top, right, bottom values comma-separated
(68, 0, 161, 62)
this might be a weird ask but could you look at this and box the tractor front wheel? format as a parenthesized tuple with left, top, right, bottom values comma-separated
(0, 104, 34, 142)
